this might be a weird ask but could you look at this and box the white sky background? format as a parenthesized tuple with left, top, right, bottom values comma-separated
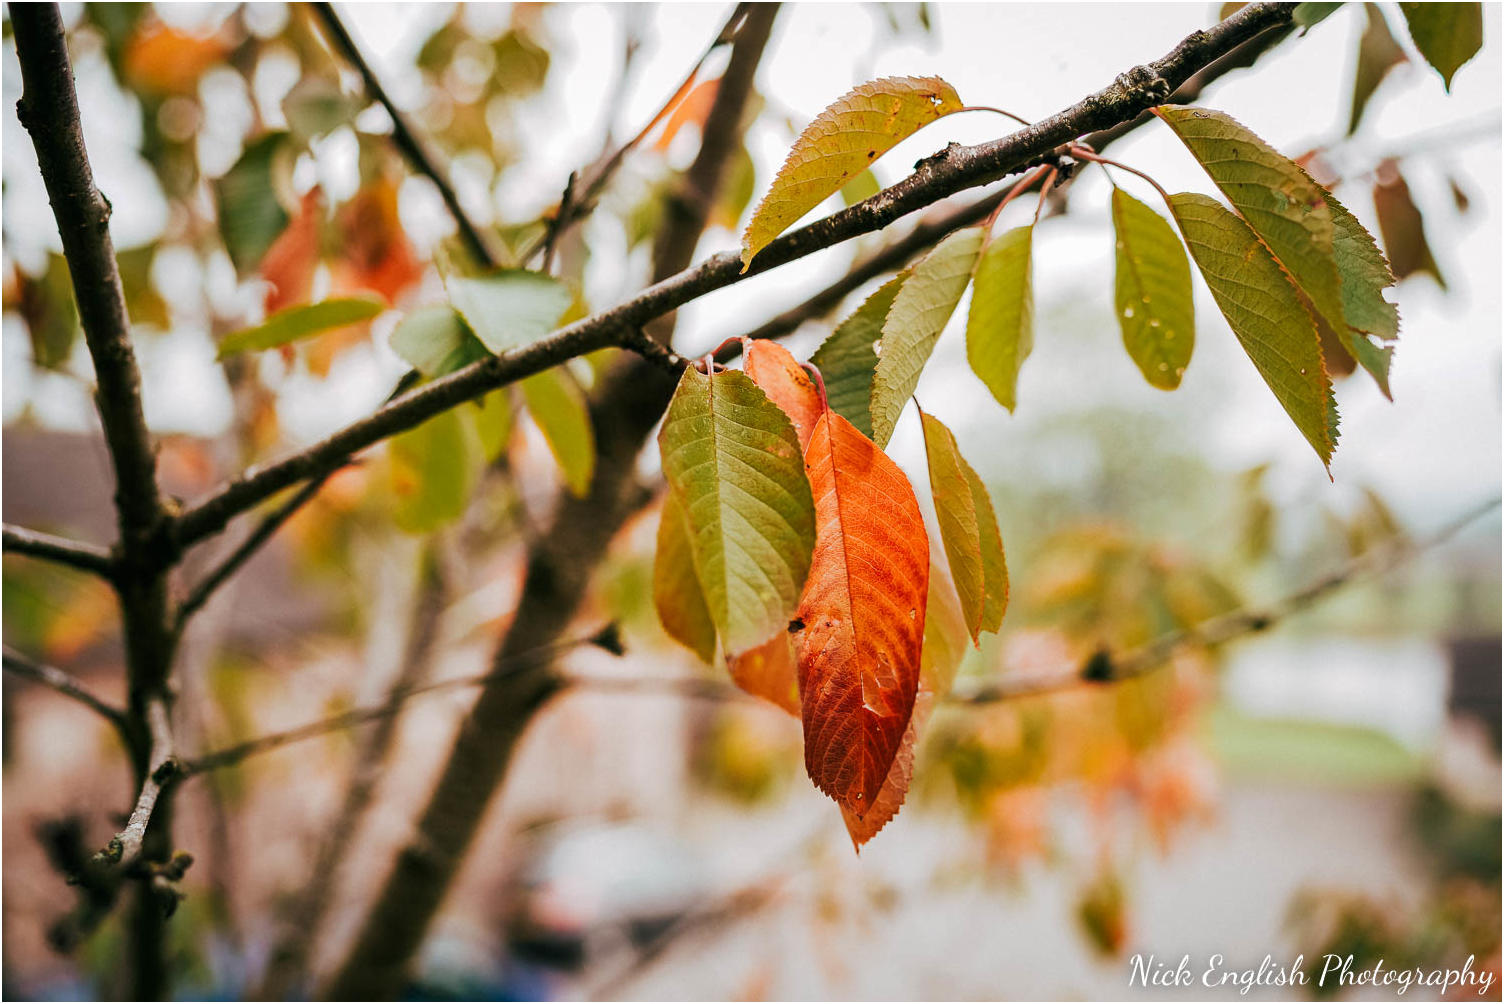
(3, 2, 1501, 540)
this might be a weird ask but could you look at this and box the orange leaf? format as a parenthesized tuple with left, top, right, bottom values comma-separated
(333, 179, 424, 305)
(839, 692, 929, 849)
(260, 188, 322, 315)
(654, 77, 720, 153)
(725, 633, 800, 715)
(123, 23, 229, 97)
(742, 340, 821, 451)
(795, 408, 928, 818)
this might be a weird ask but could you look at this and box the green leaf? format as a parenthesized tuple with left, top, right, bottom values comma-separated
(520, 367, 595, 498)
(18, 253, 80, 369)
(919, 409, 1008, 643)
(1158, 106, 1400, 400)
(965, 224, 1034, 414)
(389, 305, 489, 377)
(217, 297, 384, 359)
(1399, 2, 1482, 90)
(389, 407, 479, 534)
(653, 491, 717, 663)
(657, 367, 817, 654)
(920, 562, 968, 702)
(282, 75, 359, 142)
(1168, 193, 1338, 469)
(1349, 4, 1407, 135)
(1294, 3, 1344, 29)
(470, 389, 513, 463)
(117, 245, 169, 330)
(840, 168, 882, 207)
(1156, 107, 1346, 347)
(869, 227, 984, 447)
(810, 275, 905, 439)
(1111, 189, 1194, 390)
(1327, 190, 1400, 398)
(967, 457, 1008, 634)
(741, 76, 964, 268)
(446, 270, 572, 354)
(215, 132, 293, 276)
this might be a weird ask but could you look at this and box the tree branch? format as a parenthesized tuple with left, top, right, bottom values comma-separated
(2, 523, 114, 577)
(3, 644, 127, 732)
(11, 8, 180, 993)
(172, 471, 333, 634)
(10, 5, 165, 550)
(172, 2, 1298, 554)
(310, 2, 504, 269)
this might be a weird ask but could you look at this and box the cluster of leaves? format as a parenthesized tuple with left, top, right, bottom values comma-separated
(646, 38, 1424, 842)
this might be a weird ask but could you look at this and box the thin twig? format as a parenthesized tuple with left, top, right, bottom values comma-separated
(2, 523, 114, 577)
(173, 472, 334, 634)
(179, 626, 619, 777)
(526, 4, 753, 268)
(956, 496, 1501, 704)
(3, 645, 127, 732)
(172, 3, 1299, 554)
(310, 2, 503, 269)
(101, 697, 179, 869)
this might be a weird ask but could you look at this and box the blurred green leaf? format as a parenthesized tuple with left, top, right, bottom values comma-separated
(389, 407, 479, 534)
(446, 270, 572, 354)
(470, 389, 514, 464)
(520, 367, 595, 498)
(389, 305, 488, 377)
(493, 29, 551, 95)
(116, 245, 170, 330)
(1294, 2, 1343, 29)
(283, 75, 359, 142)
(215, 132, 293, 276)
(1349, 4, 1407, 134)
(218, 297, 384, 359)
(17, 254, 80, 369)
(1399, 2, 1483, 90)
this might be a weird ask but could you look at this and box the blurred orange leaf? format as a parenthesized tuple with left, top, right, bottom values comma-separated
(261, 188, 322, 314)
(654, 77, 720, 153)
(123, 22, 229, 96)
(333, 179, 424, 305)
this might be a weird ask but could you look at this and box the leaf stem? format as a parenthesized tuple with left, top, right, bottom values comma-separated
(983, 164, 1054, 233)
(956, 104, 1033, 127)
(800, 361, 829, 412)
(1069, 144, 1173, 206)
(1033, 166, 1059, 223)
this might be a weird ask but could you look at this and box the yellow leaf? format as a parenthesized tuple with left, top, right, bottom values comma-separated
(741, 76, 963, 269)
